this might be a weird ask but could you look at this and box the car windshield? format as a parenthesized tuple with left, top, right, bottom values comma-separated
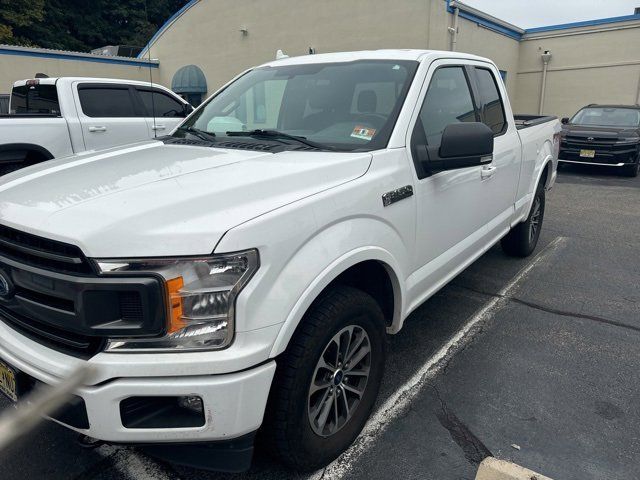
(570, 107, 640, 128)
(173, 60, 419, 151)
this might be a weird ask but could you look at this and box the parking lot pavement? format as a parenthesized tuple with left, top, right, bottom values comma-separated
(1, 163, 638, 480)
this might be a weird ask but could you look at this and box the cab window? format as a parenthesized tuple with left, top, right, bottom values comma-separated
(416, 66, 477, 148)
(474, 68, 507, 135)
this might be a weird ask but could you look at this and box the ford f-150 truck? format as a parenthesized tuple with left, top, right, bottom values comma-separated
(559, 104, 640, 177)
(0, 50, 560, 472)
(0, 77, 192, 175)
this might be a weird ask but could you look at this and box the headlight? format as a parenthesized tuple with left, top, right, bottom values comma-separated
(95, 250, 259, 352)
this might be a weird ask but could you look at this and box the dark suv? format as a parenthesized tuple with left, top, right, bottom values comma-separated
(559, 104, 640, 177)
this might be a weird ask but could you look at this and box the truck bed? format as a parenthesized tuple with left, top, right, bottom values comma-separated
(514, 114, 558, 130)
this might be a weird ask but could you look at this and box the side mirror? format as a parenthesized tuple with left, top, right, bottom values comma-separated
(419, 122, 493, 174)
(183, 104, 195, 116)
(561, 117, 569, 125)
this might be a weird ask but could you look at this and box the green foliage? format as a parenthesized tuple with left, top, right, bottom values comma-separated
(0, 0, 46, 45)
(2, 0, 188, 51)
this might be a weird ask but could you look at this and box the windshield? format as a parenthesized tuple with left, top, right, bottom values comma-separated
(570, 107, 640, 128)
(173, 60, 419, 151)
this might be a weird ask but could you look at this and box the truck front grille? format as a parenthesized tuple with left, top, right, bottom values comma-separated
(0, 224, 93, 275)
(0, 305, 105, 358)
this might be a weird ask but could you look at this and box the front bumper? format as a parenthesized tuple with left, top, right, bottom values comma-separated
(0, 323, 277, 443)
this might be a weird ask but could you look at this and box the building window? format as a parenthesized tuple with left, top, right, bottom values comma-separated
(171, 65, 207, 107)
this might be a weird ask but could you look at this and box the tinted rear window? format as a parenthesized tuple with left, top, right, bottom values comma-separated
(79, 87, 137, 117)
(10, 84, 60, 115)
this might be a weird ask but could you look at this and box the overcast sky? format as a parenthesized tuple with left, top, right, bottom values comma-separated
(463, 0, 639, 28)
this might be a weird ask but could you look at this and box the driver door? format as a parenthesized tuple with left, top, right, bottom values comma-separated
(407, 62, 494, 298)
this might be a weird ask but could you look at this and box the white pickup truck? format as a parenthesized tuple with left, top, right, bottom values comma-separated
(0, 50, 560, 472)
(0, 77, 192, 175)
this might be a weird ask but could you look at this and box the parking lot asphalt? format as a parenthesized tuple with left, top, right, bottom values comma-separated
(1, 163, 639, 480)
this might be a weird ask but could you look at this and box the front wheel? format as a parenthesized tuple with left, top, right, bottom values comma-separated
(501, 184, 545, 257)
(263, 286, 386, 471)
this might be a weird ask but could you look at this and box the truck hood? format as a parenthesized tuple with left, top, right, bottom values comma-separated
(562, 124, 640, 140)
(0, 141, 372, 257)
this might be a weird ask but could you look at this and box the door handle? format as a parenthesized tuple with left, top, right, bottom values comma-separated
(151, 125, 166, 131)
(88, 126, 107, 133)
(481, 165, 497, 179)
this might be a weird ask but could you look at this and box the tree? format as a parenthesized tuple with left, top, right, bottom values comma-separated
(4, 0, 188, 52)
(0, 0, 45, 45)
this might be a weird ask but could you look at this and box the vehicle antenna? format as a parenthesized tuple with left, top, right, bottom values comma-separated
(144, 0, 157, 138)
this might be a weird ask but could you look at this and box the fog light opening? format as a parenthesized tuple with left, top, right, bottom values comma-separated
(178, 395, 204, 414)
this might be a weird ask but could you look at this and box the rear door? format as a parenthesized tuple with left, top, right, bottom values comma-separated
(469, 65, 521, 238)
(74, 83, 149, 151)
(135, 87, 187, 137)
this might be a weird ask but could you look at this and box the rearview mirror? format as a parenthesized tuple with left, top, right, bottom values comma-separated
(561, 117, 569, 124)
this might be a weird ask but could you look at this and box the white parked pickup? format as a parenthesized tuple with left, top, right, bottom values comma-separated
(0, 77, 192, 175)
(0, 50, 560, 472)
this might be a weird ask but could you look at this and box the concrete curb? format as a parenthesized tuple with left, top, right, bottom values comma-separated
(476, 457, 553, 480)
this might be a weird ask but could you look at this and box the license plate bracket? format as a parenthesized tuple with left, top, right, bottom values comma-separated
(580, 149, 596, 158)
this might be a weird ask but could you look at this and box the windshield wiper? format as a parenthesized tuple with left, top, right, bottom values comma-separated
(226, 129, 333, 151)
(177, 126, 217, 142)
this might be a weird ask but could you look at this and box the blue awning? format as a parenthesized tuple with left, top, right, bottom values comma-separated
(171, 65, 207, 94)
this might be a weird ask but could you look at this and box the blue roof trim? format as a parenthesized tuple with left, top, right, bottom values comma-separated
(0, 47, 158, 68)
(525, 13, 640, 33)
(446, 0, 523, 40)
(138, 0, 200, 58)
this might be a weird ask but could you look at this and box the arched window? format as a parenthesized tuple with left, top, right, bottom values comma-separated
(171, 65, 207, 107)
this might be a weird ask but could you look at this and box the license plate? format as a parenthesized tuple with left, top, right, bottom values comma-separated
(0, 360, 18, 402)
(580, 149, 596, 158)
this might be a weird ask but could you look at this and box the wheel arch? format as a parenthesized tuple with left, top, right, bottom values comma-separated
(268, 248, 404, 358)
(0, 143, 54, 163)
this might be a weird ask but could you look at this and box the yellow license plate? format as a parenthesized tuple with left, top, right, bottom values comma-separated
(580, 149, 596, 158)
(0, 361, 17, 402)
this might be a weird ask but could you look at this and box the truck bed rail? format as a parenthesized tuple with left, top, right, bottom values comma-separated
(514, 114, 558, 130)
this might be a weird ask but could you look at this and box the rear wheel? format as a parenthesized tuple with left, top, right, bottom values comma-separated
(501, 183, 545, 257)
(263, 286, 386, 471)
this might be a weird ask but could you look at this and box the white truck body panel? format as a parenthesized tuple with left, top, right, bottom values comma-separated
(0, 50, 560, 446)
(0, 77, 189, 161)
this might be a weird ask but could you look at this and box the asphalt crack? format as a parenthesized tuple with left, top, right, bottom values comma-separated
(452, 283, 640, 334)
(430, 384, 493, 466)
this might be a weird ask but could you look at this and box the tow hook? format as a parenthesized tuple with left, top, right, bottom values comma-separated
(77, 434, 105, 449)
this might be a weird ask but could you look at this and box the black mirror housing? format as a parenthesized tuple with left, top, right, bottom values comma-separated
(418, 122, 494, 174)
(561, 117, 569, 124)
(439, 122, 494, 159)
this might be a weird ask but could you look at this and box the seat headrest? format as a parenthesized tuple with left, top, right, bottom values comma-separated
(357, 90, 377, 114)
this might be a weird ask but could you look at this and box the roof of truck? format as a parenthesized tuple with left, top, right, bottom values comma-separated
(262, 49, 493, 67)
(12, 77, 169, 88)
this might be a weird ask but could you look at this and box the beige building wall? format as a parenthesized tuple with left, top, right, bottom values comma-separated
(515, 20, 640, 118)
(0, 48, 157, 94)
(147, 0, 435, 96)
(427, 4, 521, 97)
(147, 0, 521, 100)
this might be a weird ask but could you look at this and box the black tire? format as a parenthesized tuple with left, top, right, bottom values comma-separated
(623, 161, 639, 178)
(263, 286, 386, 472)
(501, 183, 545, 257)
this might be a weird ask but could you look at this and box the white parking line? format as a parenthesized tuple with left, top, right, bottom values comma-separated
(313, 236, 568, 480)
